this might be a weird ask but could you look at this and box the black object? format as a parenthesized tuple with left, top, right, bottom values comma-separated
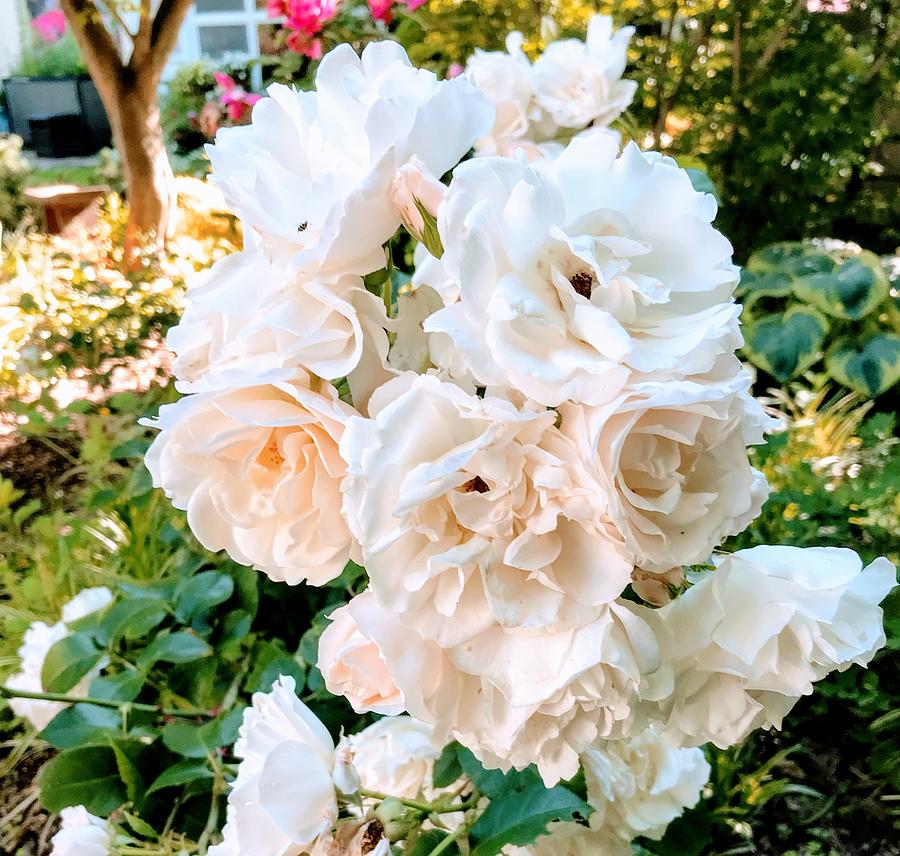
(2, 76, 111, 153)
(28, 112, 84, 158)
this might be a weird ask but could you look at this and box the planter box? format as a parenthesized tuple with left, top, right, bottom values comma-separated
(2, 76, 111, 154)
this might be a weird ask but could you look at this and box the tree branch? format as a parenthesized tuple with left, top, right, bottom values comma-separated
(149, 0, 195, 76)
(131, 0, 154, 70)
(58, 0, 123, 85)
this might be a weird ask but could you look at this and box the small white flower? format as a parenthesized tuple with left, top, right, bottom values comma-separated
(6, 588, 113, 731)
(531, 15, 637, 130)
(211, 676, 349, 856)
(50, 806, 113, 856)
(583, 725, 710, 840)
(340, 716, 442, 801)
(658, 546, 896, 748)
(502, 821, 631, 855)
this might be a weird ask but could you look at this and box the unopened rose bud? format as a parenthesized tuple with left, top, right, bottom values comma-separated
(373, 797, 420, 842)
(333, 740, 362, 795)
(391, 157, 445, 256)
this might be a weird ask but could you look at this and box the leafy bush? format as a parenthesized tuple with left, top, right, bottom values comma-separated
(11, 31, 87, 78)
(738, 241, 899, 397)
(0, 134, 30, 232)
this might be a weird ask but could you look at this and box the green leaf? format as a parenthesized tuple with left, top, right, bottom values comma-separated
(111, 739, 143, 803)
(139, 631, 212, 666)
(161, 707, 244, 758)
(174, 571, 234, 624)
(744, 306, 829, 381)
(122, 811, 159, 839)
(406, 830, 459, 856)
(100, 599, 168, 643)
(737, 268, 794, 304)
(433, 742, 464, 789)
(146, 759, 214, 795)
(41, 632, 104, 694)
(793, 253, 889, 320)
(469, 780, 591, 856)
(826, 333, 900, 397)
(39, 746, 127, 815)
(90, 670, 145, 702)
(40, 704, 120, 750)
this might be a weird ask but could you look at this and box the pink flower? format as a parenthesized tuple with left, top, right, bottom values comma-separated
(266, 0, 288, 16)
(32, 9, 66, 42)
(446, 62, 463, 79)
(806, 0, 850, 10)
(213, 71, 237, 90)
(285, 0, 339, 33)
(368, 0, 393, 24)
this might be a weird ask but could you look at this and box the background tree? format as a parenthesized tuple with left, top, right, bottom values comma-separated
(59, 0, 194, 250)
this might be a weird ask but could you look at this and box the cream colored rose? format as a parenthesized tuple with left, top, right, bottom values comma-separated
(318, 592, 406, 715)
(583, 725, 710, 841)
(340, 373, 633, 648)
(657, 546, 896, 749)
(560, 373, 775, 572)
(144, 377, 358, 585)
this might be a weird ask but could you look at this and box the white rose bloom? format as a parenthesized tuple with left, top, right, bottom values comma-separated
(211, 677, 348, 856)
(559, 373, 775, 572)
(466, 32, 536, 157)
(502, 822, 631, 856)
(209, 41, 491, 276)
(6, 588, 113, 730)
(60, 586, 113, 624)
(143, 378, 358, 586)
(168, 249, 383, 387)
(50, 806, 113, 856)
(583, 725, 710, 841)
(531, 15, 637, 130)
(340, 373, 632, 648)
(318, 592, 407, 715)
(658, 546, 896, 749)
(340, 716, 441, 800)
(424, 135, 742, 406)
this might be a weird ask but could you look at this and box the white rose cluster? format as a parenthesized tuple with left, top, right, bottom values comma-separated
(5, 587, 113, 730)
(465, 15, 637, 160)
(142, 30, 896, 855)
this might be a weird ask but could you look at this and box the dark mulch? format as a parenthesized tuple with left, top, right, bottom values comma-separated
(0, 747, 57, 855)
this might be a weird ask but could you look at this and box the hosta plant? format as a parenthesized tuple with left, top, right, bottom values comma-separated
(738, 240, 900, 398)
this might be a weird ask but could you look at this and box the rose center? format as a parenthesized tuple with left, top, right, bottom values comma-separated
(461, 476, 489, 493)
(257, 439, 286, 470)
(568, 270, 594, 299)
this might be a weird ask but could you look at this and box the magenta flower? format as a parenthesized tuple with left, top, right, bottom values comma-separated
(214, 72, 261, 123)
(368, 0, 393, 24)
(32, 9, 66, 42)
(806, 0, 850, 11)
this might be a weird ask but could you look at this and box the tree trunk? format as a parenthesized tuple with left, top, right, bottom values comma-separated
(108, 80, 177, 247)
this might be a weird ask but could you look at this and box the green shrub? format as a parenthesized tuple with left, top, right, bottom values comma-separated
(0, 134, 31, 231)
(738, 241, 900, 398)
(11, 31, 87, 78)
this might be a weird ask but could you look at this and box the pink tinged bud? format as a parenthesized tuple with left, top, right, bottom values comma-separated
(391, 157, 445, 240)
